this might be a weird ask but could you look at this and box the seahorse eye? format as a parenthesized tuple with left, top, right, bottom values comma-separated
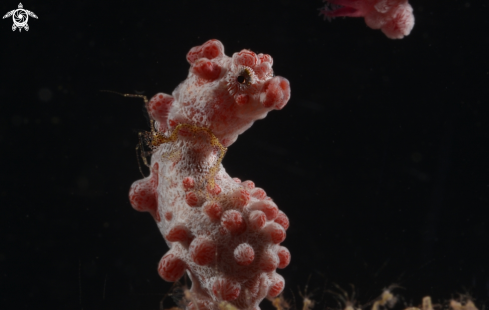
(237, 75, 247, 84)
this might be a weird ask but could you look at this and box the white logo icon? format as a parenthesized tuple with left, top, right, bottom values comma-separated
(3, 3, 38, 32)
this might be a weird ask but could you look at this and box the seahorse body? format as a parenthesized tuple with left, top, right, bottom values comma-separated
(320, 0, 414, 39)
(129, 39, 291, 310)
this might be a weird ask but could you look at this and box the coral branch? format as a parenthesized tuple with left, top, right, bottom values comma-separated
(129, 39, 291, 310)
(320, 0, 415, 39)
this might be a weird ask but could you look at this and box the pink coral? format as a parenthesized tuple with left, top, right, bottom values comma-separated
(129, 39, 291, 310)
(320, 0, 415, 39)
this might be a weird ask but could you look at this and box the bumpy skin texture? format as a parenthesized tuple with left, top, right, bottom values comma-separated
(320, 0, 414, 39)
(129, 40, 291, 310)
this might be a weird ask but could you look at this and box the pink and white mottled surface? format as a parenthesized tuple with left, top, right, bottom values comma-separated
(129, 40, 291, 310)
(320, 0, 415, 39)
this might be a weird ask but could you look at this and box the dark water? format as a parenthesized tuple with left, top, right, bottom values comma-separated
(1, 0, 488, 309)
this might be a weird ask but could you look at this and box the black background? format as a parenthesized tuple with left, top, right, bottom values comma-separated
(1, 0, 488, 309)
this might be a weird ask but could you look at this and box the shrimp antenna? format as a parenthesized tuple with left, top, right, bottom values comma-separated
(101, 89, 153, 177)
(100, 89, 149, 104)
